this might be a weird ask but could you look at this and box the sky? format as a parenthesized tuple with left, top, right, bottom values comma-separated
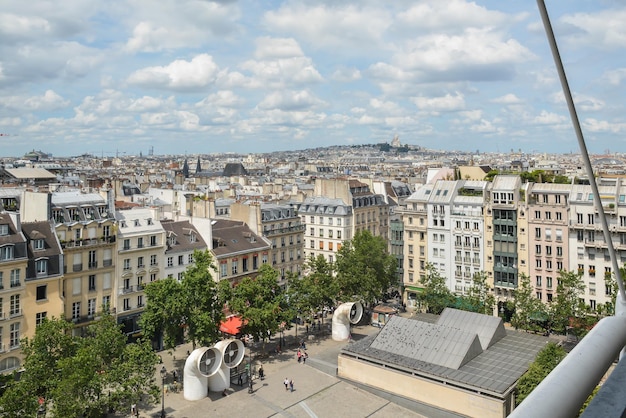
(1, 0, 625, 158)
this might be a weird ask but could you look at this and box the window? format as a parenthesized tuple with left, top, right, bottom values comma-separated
(36, 312, 47, 326)
(138, 295, 144, 307)
(123, 298, 130, 311)
(150, 235, 157, 246)
(0, 245, 14, 261)
(535, 245, 541, 255)
(220, 263, 227, 277)
(150, 254, 157, 266)
(188, 253, 193, 263)
(167, 257, 173, 267)
(10, 269, 20, 287)
(137, 237, 144, 248)
(34, 239, 45, 250)
(123, 239, 130, 250)
(150, 273, 157, 282)
(536, 276, 542, 287)
(36, 285, 47, 301)
(137, 256, 144, 268)
(88, 275, 96, 291)
(88, 299, 96, 317)
(102, 295, 111, 311)
(0, 224, 8, 235)
(535, 210, 541, 219)
(337, 231, 342, 239)
(36, 259, 48, 275)
(178, 255, 184, 265)
(124, 258, 131, 270)
(9, 323, 20, 348)
(535, 228, 541, 239)
(231, 261, 238, 275)
(72, 302, 80, 319)
(546, 246, 552, 256)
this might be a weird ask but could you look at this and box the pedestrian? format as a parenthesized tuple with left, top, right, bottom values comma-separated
(131, 403, 138, 417)
(284, 377, 289, 391)
(172, 369, 178, 382)
(289, 379, 294, 392)
(297, 348, 302, 363)
(303, 351, 308, 364)
(259, 365, 265, 380)
(306, 324, 309, 334)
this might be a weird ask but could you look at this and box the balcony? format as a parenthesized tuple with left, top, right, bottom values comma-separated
(88, 262, 98, 269)
(73, 263, 83, 272)
(9, 309, 22, 318)
(103, 259, 112, 267)
(10, 281, 21, 288)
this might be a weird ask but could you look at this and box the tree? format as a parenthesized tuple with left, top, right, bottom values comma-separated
(462, 271, 496, 315)
(228, 264, 293, 354)
(334, 230, 397, 305)
(516, 342, 566, 406)
(288, 255, 338, 319)
(417, 263, 455, 314)
(550, 269, 588, 336)
(511, 273, 548, 332)
(0, 314, 159, 417)
(140, 250, 225, 350)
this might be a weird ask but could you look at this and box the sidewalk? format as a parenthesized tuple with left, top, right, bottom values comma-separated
(110, 322, 432, 418)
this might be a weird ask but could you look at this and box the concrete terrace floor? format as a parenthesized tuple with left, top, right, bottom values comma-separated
(113, 318, 465, 418)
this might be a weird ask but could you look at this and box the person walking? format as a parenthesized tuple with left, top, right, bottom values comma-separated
(303, 351, 308, 365)
(289, 379, 294, 392)
(297, 348, 302, 363)
(284, 377, 289, 391)
(259, 365, 265, 380)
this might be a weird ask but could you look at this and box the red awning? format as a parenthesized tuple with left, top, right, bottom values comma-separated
(220, 315, 245, 335)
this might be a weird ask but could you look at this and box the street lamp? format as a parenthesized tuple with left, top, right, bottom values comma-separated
(160, 366, 167, 418)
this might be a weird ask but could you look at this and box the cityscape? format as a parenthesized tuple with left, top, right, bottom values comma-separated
(0, 141, 625, 416)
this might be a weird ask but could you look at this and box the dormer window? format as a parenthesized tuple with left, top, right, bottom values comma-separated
(134, 220, 140, 227)
(121, 221, 127, 228)
(0, 245, 14, 261)
(0, 224, 8, 236)
(147, 218, 153, 225)
(34, 239, 45, 250)
(189, 232, 196, 243)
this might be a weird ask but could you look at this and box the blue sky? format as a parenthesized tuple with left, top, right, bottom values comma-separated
(1, 0, 625, 157)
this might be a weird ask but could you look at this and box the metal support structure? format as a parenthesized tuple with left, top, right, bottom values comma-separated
(247, 350, 253, 394)
(536, 0, 625, 301)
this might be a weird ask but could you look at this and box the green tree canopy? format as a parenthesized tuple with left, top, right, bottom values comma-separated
(461, 271, 496, 315)
(516, 342, 566, 406)
(140, 250, 225, 350)
(417, 263, 455, 314)
(334, 230, 397, 305)
(227, 264, 293, 353)
(511, 273, 549, 332)
(288, 255, 338, 319)
(550, 270, 587, 336)
(0, 314, 159, 418)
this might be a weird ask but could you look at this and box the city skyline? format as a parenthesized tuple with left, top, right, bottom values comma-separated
(1, 1, 625, 157)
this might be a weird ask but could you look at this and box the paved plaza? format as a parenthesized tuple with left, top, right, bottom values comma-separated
(117, 321, 460, 418)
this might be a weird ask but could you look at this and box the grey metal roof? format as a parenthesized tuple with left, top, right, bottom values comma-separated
(436, 308, 506, 350)
(342, 310, 551, 395)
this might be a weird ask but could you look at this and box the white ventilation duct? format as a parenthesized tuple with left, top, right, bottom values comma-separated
(208, 339, 246, 392)
(332, 302, 363, 341)
(183, 346, 222, 401)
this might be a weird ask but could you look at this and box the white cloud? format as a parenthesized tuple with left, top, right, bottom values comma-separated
(603, 68, 626, 86)
(263, 4, 391, 50)
(492, 94, 522, 104)
(2, 90, 70, 111)
(127, 54, 221, 90)
(412, 93, 465, 112)
(258, 90, 326, 111)
(583, 118, 626, 133)
(254, 37, 303, 60)
(533, 110, 566, 125)
(331, 67, 361, 82)
(561, 9, 626, 49)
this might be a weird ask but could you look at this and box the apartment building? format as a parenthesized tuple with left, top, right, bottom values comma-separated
(450, 181, 487, 296)
(297, 197, 353, 264)
(484, 176, 525, 316)
(0, 213, 28, 374)
(51, 191, 117, 336)
(399, 184, 431, 308)
(526, 183, 571, 304)
(21, 220, 64, 340)
(568, 179, 626, 308)
(115, 208, 165, 339)
(230, 202, 305, 287)
(211, 219, 271, 285)
(161, 219, 208, 281)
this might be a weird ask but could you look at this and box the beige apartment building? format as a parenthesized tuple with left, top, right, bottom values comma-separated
(230, 201, 305, 287)
(0, 213, 28, 374)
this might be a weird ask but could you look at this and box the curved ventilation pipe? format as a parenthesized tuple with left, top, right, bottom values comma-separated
(208, 339, 246, 393)
(332, 302, 363, 341)
(183, 346, 222, 401)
